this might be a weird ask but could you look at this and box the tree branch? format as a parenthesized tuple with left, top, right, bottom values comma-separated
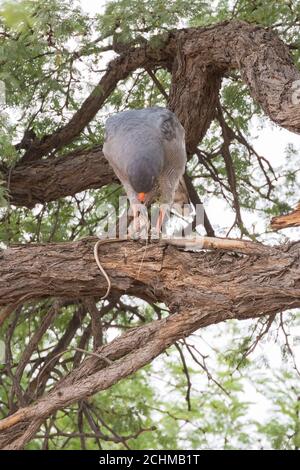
(271, 203, 300, 230)
(6, 147, 116, 208)
(5, 20, 299, 208)
(167, 21, 300, 135)
(0, 237, 298, 309)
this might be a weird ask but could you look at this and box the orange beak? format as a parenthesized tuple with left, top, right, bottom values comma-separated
(137, 192, 146, 203)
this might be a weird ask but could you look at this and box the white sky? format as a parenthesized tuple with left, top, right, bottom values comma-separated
(80, 0, 106, 15)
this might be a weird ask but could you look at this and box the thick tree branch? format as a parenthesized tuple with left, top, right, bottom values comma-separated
(0, 237, 299, 309)
(166, 21, 300, 135)
(6, 147, 116, 208)
(271, 203, 300, 230)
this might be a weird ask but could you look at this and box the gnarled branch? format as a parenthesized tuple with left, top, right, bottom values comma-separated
(0, 237, 299, 310)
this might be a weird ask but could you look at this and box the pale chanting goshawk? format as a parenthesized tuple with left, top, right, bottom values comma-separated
(103, 107, 188, 233)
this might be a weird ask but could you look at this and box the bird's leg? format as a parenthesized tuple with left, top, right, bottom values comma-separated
(156, 207, 165, 234)
(155, 204, 170, 235)
(129, 202, 149, 239)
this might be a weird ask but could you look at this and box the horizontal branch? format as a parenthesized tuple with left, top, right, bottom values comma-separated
(165, 235, 275, 256)
(6, 147, 116, 208)
(1, 237, 299, 312)
(271, 203, 300, 230)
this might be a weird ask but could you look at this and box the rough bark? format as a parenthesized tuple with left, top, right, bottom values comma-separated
(167, 42, 222, 153)
(271, 203, 300, 230)
(166, 21, 300, 135)
(6, 147, 116, 208)
(0, 237, 299, 449)
(0, 237, 299, 311)
(4, 20, 300, 207)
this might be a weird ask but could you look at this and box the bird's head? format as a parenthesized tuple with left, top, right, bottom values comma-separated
(127, 153, 162, 204)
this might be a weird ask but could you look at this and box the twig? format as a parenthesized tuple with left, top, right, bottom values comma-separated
(175, 343, 192, 411)
(146, 68, 169, 100)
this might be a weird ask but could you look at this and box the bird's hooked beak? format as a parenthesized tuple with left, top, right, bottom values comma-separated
(137, 192, 146, 203)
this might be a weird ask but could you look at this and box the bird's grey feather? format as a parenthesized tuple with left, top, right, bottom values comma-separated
(103, 107, 187, 205)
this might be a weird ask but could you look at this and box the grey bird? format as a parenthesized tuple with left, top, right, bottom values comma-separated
(103, 107, 188, 233)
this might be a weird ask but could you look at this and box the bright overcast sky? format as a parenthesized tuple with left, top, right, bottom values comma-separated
(80, 0, 107, 15)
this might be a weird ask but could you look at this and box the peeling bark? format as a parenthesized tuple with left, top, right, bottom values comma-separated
(0, 237, 299, 313)
(271, 203, 300, 230)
